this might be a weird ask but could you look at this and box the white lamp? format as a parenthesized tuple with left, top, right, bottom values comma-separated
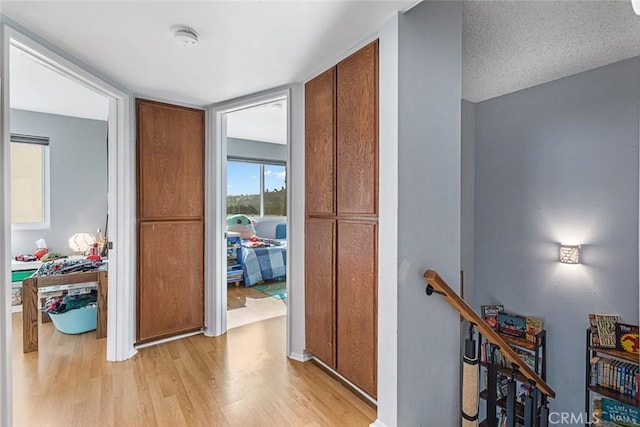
(559, 244, 580, 264)
(633, 0, 640, 15)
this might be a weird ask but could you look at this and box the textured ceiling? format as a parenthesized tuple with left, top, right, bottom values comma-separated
(463, 0, 640, 102)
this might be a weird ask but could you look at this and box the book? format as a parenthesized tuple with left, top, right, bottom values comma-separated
(616, 323, 639, 355)
(592, 314, 622, 349)
(498, 312, 527, 339)
(526, 316, 543, 343)
(481, 304, 504, 330)
(590, 313, 602, 347)
(600, 398, 640, 426)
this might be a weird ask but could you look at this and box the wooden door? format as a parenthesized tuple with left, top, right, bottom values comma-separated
(305, 67, 336, 216)
(136, 99, 205, 343)
(336, 220, 377, 397)
(304, 219, 336, 368)
(336, 41, 378, 217)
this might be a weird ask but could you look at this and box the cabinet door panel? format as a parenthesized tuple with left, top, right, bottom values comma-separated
(336, 41, 378, 216)
(137, 100, 204, 220)
(337, 221, 377, 397)
(305, 68, 336, 216)
(138, 221, 204, 342)
(305, 219, 336, 367)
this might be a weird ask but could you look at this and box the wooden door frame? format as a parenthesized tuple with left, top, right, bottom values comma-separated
(0, 23, 135, 426)
(206, 87, 292, 343)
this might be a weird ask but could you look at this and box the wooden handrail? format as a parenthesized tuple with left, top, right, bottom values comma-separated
(423, 270, 556, 399)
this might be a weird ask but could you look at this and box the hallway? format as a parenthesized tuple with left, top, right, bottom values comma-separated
(11, 314, 375, 426)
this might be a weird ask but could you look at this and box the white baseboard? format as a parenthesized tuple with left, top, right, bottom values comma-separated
(370, 420, 390, 427)
(311, 356, 377, 405)
(135, 330, 204, 350)
(288, 351, 313, 362)
(125, 348, 137, 360)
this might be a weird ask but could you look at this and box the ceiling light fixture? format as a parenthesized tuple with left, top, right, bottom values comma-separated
(172, 26, 199, 47)
(633, 0, 640, 15)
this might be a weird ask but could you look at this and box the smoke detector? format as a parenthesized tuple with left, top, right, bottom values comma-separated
(172, 26, 199, 47)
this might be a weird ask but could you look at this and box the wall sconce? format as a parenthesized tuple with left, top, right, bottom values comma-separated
(559, 244, 580, 264)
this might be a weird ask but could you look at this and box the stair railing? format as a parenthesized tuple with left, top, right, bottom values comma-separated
(423, 270, 555, 427)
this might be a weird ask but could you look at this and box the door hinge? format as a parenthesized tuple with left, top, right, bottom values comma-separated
(107, 241, 114, 250)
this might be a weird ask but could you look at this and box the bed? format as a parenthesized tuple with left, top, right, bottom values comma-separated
(241, 241, 286, 287)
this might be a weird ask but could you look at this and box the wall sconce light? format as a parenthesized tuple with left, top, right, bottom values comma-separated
(559, 244, 580, 264)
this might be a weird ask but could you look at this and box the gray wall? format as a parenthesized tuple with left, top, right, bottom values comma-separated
(11, 109, 108, 256)
(227, 137, 286, 163)
(397, 2, 462, 425)
(474, 57, 639, 416)
(462, 100, 476, 304)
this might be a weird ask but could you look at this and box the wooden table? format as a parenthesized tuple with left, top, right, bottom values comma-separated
(22, 270, 108, 353)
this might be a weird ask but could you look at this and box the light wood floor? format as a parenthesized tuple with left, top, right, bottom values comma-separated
(11, 313, 375, 426)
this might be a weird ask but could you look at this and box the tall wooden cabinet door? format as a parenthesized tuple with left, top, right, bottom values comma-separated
(336, 220, 377, 397)
(336, 41, 378, 217)
(138, 222, 204, 342)
(304, 219, 336, 368)
(137, 99, 205, 220)
(305, 67, 336, 216)
(136, 99, 205, 343)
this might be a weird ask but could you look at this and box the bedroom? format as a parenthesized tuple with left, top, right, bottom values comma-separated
(9, 43, 109, 314)
(224, 98, 288, 330)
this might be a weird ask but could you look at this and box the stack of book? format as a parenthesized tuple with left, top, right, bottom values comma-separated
(589, 356, 639, 400)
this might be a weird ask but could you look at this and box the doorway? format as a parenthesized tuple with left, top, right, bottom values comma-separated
(0, 24, 134, 426)
(224, 99, 288, 330)
(209, 89, 290, 339)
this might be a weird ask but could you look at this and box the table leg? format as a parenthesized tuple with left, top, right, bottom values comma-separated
(22, 277, 39, 353)
(96, 271, 108, 339)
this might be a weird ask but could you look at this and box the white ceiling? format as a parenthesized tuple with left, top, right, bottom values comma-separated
(10, 46, 109, 121)
(2, 0, 639, 118)
(226, 99, 288, 145)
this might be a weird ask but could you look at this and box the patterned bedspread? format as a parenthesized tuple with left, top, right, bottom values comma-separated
(241, 244, 286, 287)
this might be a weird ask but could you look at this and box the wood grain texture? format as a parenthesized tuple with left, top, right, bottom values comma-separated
(138, 222, 204, 343)
(22, 271, 107, 353)
(336, 220, 378, 398)
(423, 270, 555, 399)
(304, 219, 336, 368)
(96, 271, 108, 339)
(305, 67, 336, 216)
(336, 41, 378, 217)
(22, 277, 38, 353)
(12, 315, 376, 426)
(137, 99, 205, 221)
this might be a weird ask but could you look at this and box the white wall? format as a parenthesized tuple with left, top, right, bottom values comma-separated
(10, 109, 108, 256)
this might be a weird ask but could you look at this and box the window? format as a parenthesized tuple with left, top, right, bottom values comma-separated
(227, 160, 286, 217)
(10, 134, 50, 228)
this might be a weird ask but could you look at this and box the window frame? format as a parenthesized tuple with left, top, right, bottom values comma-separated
(10, 133, 51, 230)
(227, 157, 286, 218)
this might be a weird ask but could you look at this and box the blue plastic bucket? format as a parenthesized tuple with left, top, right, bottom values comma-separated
(48, 305, 97, 334)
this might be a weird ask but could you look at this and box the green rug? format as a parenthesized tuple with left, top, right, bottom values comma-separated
(254, 280, 287, 300)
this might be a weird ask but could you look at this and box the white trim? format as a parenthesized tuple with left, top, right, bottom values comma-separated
(9, 141, 50, 230)
(0, 22, 13, 427)
(377, 14, 399, 427)
(369, 420, 391, 427)
(311, 356, 378, 406)
(4, 29, 135, 363)
(207, 87, 292, 349)
(133, 93, 205, 111)
(135, 330, 204, 350)
(288, 351, 313, 363)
